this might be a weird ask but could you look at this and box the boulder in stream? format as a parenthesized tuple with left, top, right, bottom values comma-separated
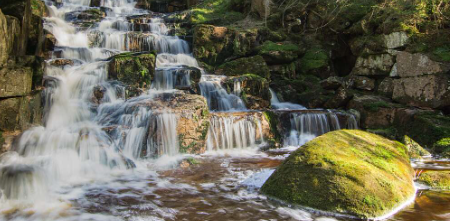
(261, 129, 415, 219)
(418, 171, 450, 190)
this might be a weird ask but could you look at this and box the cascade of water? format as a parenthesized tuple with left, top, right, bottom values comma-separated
(284, 112, 340, 147)
(207, 114, 264, 150)
(269, 88, 306, 110)
(348, 115, 359, 129)
(147, 112, 180, 156)
(0, 0, 189, 206)
(199, 75, 247, 111)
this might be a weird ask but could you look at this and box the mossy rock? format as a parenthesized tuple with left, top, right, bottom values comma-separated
(395, 111, 450, 155)
(261, 130, 415, 219)
(403, 135, 430, 159)
(223, 74, 270, 109)
(418, 171, 450, 190)
(108, 52, 156, 89)
(216, 56, 270, 79)
(193, 25, 258, 66)
(298, 46, 332, 79)
(257, 41, 302, 64)
(434, 138, 450, 158)
(189, 0, 245, 25)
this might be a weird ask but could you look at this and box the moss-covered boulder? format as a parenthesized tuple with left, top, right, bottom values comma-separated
(261, 130, 415, 219)
(215, 56, 270, 79)
(108, 52, 156, 89)
(418, 171, 450, 190)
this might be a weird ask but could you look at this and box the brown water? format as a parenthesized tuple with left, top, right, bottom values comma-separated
(42, 151, 448, 221)
(4, 150, 448, 220)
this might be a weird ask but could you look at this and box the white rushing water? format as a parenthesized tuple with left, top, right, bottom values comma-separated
(270, 88, 306, 110)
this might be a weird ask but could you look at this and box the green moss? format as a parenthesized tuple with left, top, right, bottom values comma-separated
(418, 171, 450, 190)
(216, 56, 270, 79)
(299, 47, 328, 73)
(433, 46, 450, 62)
(434, 138, 450, 157)
(178, 134, 197, 154)
(258, 41, 300, 54)
(363, 101, 391, 112)
(263, 111, 281, 144)
(109, 52, 156, 89)
(31, 0, 45, 17)
(186, 157, 199, 165)
(198, 121, 210, 141)
(397, 112, 450, 154)
(190, 0, 245, 25)
(261, 130, 414, 219)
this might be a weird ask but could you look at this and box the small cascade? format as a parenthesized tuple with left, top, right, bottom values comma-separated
(207, 113, 264, 150)
(347, 114, 359, 129)
(147, 112, 180, 156)
(151, 68, 192, 90)
(199, 75, 247, 112)
(284, 112, 341, 147)
(270, 88, 306, 110)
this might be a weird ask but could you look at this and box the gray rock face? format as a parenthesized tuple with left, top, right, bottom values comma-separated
(392, 74, 450, 109)
(0, 67, 33, 98)
(395, 52, 450, 77)
(0, 9, 8, 67)
(377, 78, 394, 98)
(384, 32, 409, 49)
(352, 76, 375, 91)
(350, 54, 395, 76)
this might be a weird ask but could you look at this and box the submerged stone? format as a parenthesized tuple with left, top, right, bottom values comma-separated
(261, 130, 415, 219)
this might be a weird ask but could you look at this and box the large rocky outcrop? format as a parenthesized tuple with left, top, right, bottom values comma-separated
(0, 0, 46, 139)
(395, 52, 450, 77)
(350, 54, 395, 76)
(262, 130, 415, 219)
(392, 74, 450, 109)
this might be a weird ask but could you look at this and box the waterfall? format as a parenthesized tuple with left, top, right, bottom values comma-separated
(269, 88, 306, 110)
(348, 115, 359, 129)
(207, 113, 264, 150)
(0, 0, 191, 205)
(199, 75, 247, 111)
(284, 112, 341, 147)
(147, 113, 180, 156)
